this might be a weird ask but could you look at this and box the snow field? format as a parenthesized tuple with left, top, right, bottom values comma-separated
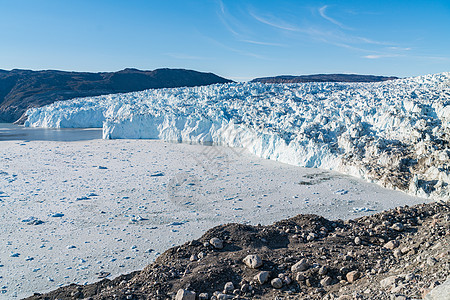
(0, 139, 428, 298)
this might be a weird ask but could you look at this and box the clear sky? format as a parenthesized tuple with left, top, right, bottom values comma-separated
(0, 0, 449, 81)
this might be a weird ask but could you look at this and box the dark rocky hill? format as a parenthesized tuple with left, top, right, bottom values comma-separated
(0, 68, 232, 123)
(251, 74, 398, 84)
(25, 201, 449, 300)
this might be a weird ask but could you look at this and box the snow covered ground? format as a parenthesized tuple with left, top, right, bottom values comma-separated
(0, 138, 428, 298)
(25, 73, 450, 200)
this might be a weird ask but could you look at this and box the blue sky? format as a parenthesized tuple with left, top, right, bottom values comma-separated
(0, 0, 449, 81)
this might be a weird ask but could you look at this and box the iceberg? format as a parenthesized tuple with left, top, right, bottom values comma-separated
(25, 73, 450, 199)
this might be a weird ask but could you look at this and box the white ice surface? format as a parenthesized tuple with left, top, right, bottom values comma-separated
(0, 139, 428, 298)
(24, 73, 450, 199)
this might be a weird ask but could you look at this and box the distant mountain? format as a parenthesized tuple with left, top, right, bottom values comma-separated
(0, 68, 232, 123)
(250, 74, 398, 84)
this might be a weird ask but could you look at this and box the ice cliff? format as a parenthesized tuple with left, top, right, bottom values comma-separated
(25, 73, 450, 200)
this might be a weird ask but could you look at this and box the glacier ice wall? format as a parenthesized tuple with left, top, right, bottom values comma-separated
(25, 73, 450, 200)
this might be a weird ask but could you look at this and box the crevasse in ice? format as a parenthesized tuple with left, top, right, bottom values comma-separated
(25, 72, 450, 199)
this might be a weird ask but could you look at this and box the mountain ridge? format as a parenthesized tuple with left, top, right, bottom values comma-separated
(0, 68, 232, 123)
(251, 73, 398, 83)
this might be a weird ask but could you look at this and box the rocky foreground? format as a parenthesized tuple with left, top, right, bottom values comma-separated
(26, 200, 449, 300)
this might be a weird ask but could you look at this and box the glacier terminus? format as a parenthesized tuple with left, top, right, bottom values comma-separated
(25, 72, 450, 200)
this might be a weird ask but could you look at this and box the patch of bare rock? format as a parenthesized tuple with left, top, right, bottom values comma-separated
(25, 201, 449, 300)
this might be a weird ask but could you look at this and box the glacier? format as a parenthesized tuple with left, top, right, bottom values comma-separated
(25, 73, 450, 200)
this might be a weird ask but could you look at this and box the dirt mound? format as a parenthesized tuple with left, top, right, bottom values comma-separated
(26, 201, 449, 300)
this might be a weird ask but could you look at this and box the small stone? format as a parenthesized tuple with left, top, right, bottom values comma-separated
(380, 275, 398, 288)
(291, 258, 310, 272)
(346, 271, 361, 283)
(320, 276, 333, 286)
(318, 266, 328, 275)
(384, 240, 400, 250)
(305, 278, 312, 287)
(400, 247, 410, 254)
(271, 278, 283, 289)
(254, 271, 270, 284)
(223, 282, 234, 294)
(393, 249, 402, 258)
(243, 255, 263, 269)
(391, 223, 405, 232)
(307, 232, 318, 241)
(405, 273, 415, 281)
(209, 238, 224, 249)
(175, 289, 196, 300)
(189, 254, 198, 261)
(295, 273, 306, 281)
(354, 237, 361, 245)
(198, 293, 209, 300)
